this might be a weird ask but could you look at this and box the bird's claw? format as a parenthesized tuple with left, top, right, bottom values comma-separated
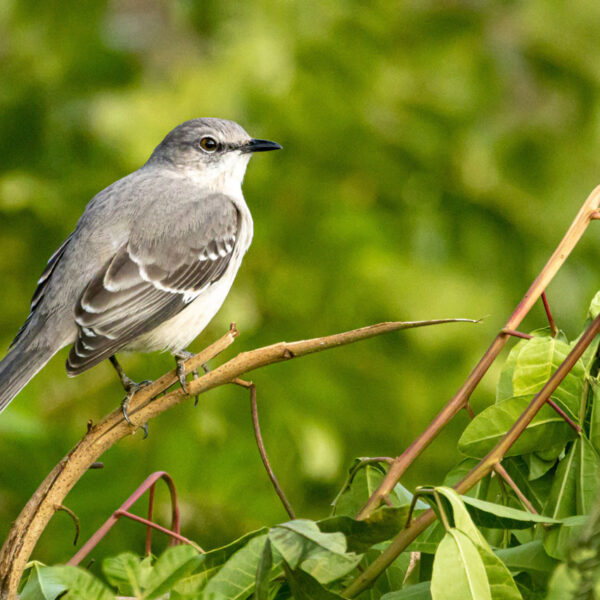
(120, 379, 152, 433)
(175, 351, 200, 406)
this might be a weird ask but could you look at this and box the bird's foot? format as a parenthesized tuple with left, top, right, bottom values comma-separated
(120, 379, 152, 437)
(175, 350, 200, 406)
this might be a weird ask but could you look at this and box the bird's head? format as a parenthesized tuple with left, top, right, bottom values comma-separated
(146, 118, 281, 193)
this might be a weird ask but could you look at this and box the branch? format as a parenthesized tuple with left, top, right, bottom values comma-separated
(356, 185, 600, 519)
(0, 318, 475, 598)
(235, 378, 296, 520)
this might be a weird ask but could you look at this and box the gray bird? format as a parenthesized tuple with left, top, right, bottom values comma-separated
(0, 118, 281, 420)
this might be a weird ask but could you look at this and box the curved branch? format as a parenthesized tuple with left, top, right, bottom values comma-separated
(0, 317, 475, 598)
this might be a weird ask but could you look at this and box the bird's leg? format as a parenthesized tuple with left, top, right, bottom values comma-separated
(109, 355, 152, 435)
(174, 350, 200, 406)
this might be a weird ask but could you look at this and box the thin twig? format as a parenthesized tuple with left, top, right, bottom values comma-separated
(356, 186, 600, 520)
(546, 398, 581, 433)
(55, 505, 80, 546)
(501, 329, 533, 340)
(464, 402, 475, 419)
(493, 463, 538, 515)
(541, 292, 559, 337)
(234, 378, 296, 520)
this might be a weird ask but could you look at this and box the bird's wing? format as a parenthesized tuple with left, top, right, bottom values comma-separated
(66, 193, 240, 375)
(10, 233, 74, 348)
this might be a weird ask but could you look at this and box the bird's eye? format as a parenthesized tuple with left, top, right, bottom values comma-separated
(198, 136, 218, 153)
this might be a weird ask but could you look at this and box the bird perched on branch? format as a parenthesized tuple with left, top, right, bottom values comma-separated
(0, 118, 281, 421)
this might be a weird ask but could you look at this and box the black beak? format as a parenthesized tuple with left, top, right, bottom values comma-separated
(241, 139, 283, 153)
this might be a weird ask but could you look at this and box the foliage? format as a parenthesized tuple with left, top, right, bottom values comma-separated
(3, 1, 600, 568)
(4, 1, 600, 597)
(16, 292, 600, 597)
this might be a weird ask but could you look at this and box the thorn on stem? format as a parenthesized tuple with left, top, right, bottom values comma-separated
(88, 462, 104, 470)
(86, 420, 94, 434)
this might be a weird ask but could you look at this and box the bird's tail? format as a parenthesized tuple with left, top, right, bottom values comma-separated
(0, 341, 56, 414)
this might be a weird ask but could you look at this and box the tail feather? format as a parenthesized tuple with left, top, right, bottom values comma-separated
(0, 343, 56, 414)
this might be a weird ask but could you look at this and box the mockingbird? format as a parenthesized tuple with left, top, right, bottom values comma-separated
(0, 118, 281, 420)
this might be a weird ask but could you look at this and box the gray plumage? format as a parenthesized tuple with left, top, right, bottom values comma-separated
(0, 118, 281, 414)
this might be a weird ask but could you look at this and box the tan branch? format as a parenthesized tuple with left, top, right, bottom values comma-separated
(0, 318, 475, 598)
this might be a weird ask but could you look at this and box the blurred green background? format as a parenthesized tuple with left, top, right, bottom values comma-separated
(2, 0, 600, 572)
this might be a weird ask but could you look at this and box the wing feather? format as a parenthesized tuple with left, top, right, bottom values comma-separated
(66, 196, 240, 374)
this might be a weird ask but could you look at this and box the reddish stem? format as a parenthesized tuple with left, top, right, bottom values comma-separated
(546, 398, 581, 433)
(68, 471, 183, 566)
(541, 292, 558, 337)
(502, 329, 533, 340)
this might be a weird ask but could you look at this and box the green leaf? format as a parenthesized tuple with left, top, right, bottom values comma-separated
(31, 566, 116, 600)
(423, 487, 486, 547)
(360, 545, 411, 597)
(543, 516, 588, 561)
(333, 460, 425, 517)
(544, 563, 580, 600)
(254, 538, 273, 600)
(202, 534, 274, 599)
(495, 541, 558, 575)
(422, 487, 524, 598)
(588, 290, 600, 320)
(534, 443, 566, 463)
(269, 520, 361, 584)
(333, 461, 388, 516)
(442, 458, 488, 497)
(431, 529, 492, 600)
(503, 458, 554, 514)
(523, 453, 556, 481)
(496, 340, 526, 403)
(102, 552, 152, 596)
(577, 436, 600, 514)
(408, 521, 445, 554)
(142, 545, 202, 599)
(590, 380, 600, 455)
(510, 336, 584, 419)
(544, 441, 578, 519)
(460, 495, 560, 529)
(282, 562, 344, 599)
(393, 482, 429, 509)
(458, 396, 577, 458)
(475, 543, 522, 600)
(318, 506, 411, 553)
(20, 563, 67, 600)
(270, 520, 348, 568)
(380, 581, 432, 599)
(173, 527, 268, 594)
